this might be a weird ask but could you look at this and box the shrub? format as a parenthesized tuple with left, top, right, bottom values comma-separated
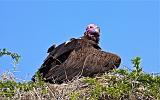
(0, 49, 159, 100)
(82, 57, 160, 100)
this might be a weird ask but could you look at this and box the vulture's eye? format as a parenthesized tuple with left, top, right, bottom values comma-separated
(90, 26, 93, 28)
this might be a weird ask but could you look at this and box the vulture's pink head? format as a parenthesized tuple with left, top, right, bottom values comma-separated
(84, 24, 100, 43)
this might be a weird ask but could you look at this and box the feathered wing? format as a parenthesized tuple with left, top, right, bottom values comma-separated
(37, 38, 101, 82)
(39, 45, 121, 83)
(43, 38, 100, 64)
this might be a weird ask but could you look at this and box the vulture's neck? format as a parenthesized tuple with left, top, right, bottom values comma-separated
(81, 35, 101, 50)
(82, 35, 99, 44)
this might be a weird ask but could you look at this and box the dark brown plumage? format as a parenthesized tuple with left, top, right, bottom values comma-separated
(47, 44, 56, 53)
(33, 24, 121, 84)
(34, 38, 121, 84)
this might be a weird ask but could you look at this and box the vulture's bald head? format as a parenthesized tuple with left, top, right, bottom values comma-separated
(83, 24, 100, 44)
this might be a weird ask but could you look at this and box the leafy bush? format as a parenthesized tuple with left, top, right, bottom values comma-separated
(0, 49, 159, 100)
(82, 57, 160, 100)
(0, 49, 47, 99)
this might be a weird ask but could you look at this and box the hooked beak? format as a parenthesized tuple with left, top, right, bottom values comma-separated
(94, 27, 100, 34)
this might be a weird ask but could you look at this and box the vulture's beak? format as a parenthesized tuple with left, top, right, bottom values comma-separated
(95, 27, 100, 34)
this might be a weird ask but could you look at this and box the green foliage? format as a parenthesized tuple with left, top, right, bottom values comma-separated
(82, 57, 160, 100)
(82, 77, 97, 85)
(82, 77, 105, 100)
(69, 92, 80, 100)
(0, 48, 20, 64)
(0, 81, 17, 97)
(0, 72, 46, 98)
(33, 71, 45, 87)
(0, 48, 20, 70)
(1, 49, 160, 99)
(90, 83, 104, 100)
(0, 48, 47, 98)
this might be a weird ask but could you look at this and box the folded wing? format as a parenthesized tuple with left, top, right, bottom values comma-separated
(35, 38, 121, 83)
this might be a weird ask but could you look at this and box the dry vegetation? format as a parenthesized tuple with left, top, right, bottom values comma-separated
(0, 49, 160, 100)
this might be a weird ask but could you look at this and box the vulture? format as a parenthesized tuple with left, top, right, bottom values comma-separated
(33, 24, 121, 84)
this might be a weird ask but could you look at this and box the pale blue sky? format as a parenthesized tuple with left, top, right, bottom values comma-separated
(0, 0, 159, 81)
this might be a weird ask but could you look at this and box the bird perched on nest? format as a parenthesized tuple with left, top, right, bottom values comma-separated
(33, 24, 121, 84)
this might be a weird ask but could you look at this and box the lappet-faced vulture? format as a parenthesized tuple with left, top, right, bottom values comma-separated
(33, 24, 121, 84)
